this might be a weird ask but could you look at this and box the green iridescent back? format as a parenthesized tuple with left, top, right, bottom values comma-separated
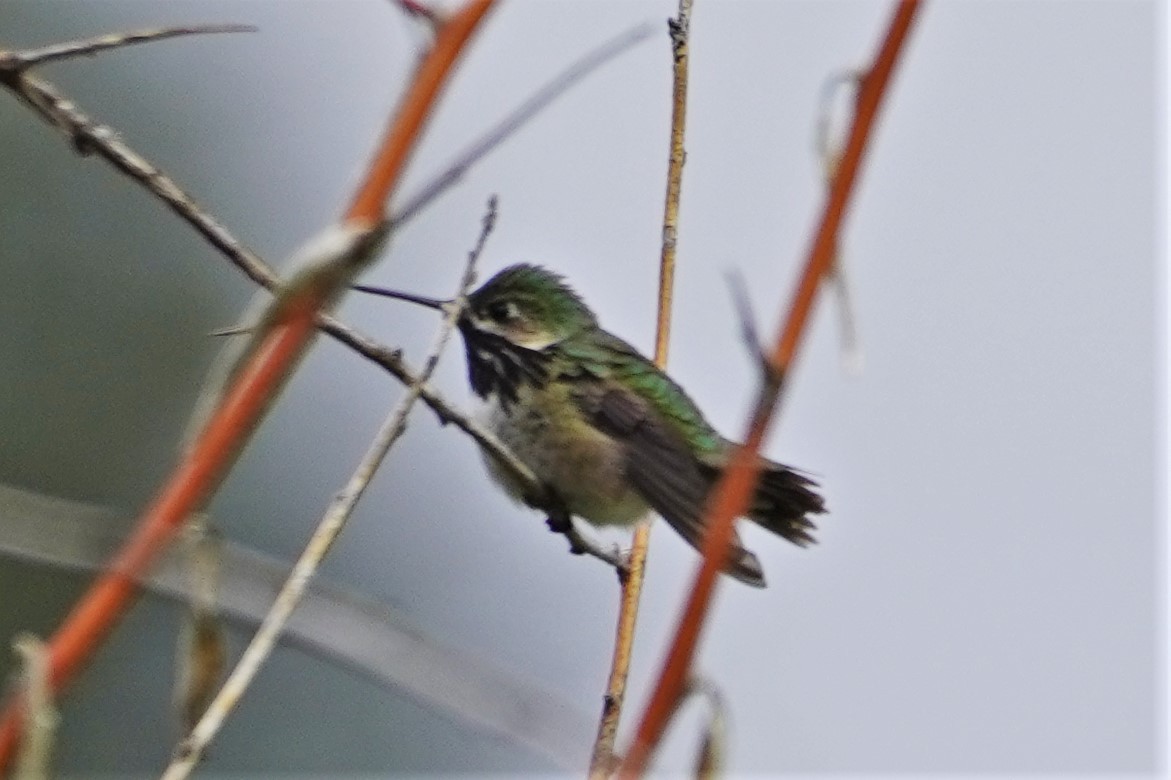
(557, 328, 724, 456)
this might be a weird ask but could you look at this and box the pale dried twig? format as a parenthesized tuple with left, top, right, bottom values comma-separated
(0, 67, 274, 287)
(542, 505, 627, 571)
(687, 677, 727, 780)
(816, 70, 866, 376)
(162, 200, 496, 780)
(588, 3, 693, 776)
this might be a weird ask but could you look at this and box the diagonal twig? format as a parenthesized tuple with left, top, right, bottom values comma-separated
(724, 268, 772, 378)
(161, 198, 496, 780)
(816, 71, 867, 376)
(0, 68, 275, 285)
(0, 25, 254, 71)
(391, 0, 445, 32)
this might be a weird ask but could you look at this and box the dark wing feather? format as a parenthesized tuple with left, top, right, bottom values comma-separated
(574, 383, 767, 588)
(697, 457, 824, 547)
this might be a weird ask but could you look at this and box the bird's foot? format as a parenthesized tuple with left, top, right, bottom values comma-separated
(544, 512, 628, 576)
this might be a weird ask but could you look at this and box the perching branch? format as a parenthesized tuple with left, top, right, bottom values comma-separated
(619, 1, 924, 775)
(542, 505, 627, 571)
(160, 199, 494, 779)
(588, 2, 694, 776)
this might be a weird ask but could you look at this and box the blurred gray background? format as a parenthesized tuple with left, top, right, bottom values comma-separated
(0, 0, 1161, 776)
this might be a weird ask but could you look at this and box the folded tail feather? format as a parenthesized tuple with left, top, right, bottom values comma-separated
(699, 461, 825, 547)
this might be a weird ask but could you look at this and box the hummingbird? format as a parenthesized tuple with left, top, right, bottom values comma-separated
(357, 264, 825, 587)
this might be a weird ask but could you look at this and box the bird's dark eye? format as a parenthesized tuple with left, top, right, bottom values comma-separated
(486, 300, 516, 323)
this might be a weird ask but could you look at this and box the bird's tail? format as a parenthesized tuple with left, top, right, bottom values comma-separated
(698, 460, 824, 546)
(747, 463, 824, 545)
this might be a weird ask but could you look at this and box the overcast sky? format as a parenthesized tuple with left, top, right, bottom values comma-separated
(0, 1, 1162, 776)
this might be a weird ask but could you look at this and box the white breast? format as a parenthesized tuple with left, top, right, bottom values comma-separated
(472, 391, 648, 527)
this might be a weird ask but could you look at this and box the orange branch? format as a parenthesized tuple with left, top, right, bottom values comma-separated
(0, 1, 498, 770)
(618, 1, 923, 775)
(346, 0, 495, 227)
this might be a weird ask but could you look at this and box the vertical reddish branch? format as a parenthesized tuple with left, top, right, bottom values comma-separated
(0, 1, 498, 771)
(618, 1, 922, 775)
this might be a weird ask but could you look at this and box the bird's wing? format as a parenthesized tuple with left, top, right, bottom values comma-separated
(572, 381, 767, 588)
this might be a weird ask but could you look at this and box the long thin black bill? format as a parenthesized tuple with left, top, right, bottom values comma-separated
(352, 284, 449, 311)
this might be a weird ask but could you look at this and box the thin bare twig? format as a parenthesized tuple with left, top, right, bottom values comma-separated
(619, 2, 923, 774)
(0, 69, 275, 285)
(391, 0, 445, 32)
(0, 25, 254, 71)
(588, 3, 693, 776)
(816, 70, 866, 375)
(162, 200, 495, 780)
(347, 0, 497, 226)
(725, 269, 772, 377)
(687, 678, 726, 780)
